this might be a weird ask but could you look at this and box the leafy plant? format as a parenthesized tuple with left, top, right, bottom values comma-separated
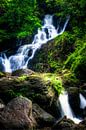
(42, 73, 64, 95)
(64, 42, 86, 80)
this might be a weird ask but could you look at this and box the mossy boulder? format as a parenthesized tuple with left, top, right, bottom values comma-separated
(0, 69, 62, 118)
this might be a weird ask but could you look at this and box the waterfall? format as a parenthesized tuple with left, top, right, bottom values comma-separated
(80, 94, 86, 109)
(0, 54, 11, 73)
(0, 15, 70, 73)
(59, 91, 82, 124)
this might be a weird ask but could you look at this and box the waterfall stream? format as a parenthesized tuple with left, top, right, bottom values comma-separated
(80, 94, 86, 109)
(0, 14, 86, 125)
(0, 15, 70, 73)
(59, 92, 82, 124)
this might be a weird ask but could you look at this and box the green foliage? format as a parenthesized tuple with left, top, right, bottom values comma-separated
(16, 75, 29, 82)
(0, 0, 40, 43)
(50, 76, 63, 95)
(0, 0, 86, 84)
(7, 87, 29, 97)
(47, 32, 75, 72)
(62, 69, 79, 87)
(7, 89, 22, 97)
(0, 72, 5, 78)
(43, 73, 64, 95)
(65, 42, 86, 80)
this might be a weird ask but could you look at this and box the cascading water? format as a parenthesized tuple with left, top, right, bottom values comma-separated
(80, 94, 86, 109)
(0, 15, 70, 73)
(59, 91, 82, 124)
(0, 54, 11, 72)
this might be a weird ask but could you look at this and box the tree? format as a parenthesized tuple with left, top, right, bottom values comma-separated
(0, 0, 40, 47)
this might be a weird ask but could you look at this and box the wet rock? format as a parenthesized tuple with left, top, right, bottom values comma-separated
(0, 99, 5, 110)
(0, 73, 60, 118)
(0, 96, 36, 129)
(80, 83, 86, 90)
(52, 116, 75, 130)
(74, 118, 86, 130)
(80, 118, 86, 126)
(0, 71, 11, 78)
(12, 68, 34, 76)
(32, 103, 56, 128)
(83, 107, 86, 117)
(0, 58, 4, 72)
(68, 87, 81, 116)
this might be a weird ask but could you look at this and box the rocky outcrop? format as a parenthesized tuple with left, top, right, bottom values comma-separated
(12, 68, 35, 76)
(32, 103, 56, 128)
(52, 116, 75, 130)
(0, 69, 86, 129)
(0, 96, 36, 129)
(52, 116, 86, 130)
(0, 71, 60, 118)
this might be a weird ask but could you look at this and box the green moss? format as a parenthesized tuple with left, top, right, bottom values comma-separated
(15, 73, 64, 95)
(0, 72, 5, 78)
(64, 42, 86, 81)
(41, 73, 64, 95)
(16, 75, 29, 82)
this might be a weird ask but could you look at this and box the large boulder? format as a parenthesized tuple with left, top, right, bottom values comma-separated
(32, 103, 56, 128)
(0, 96, 36, 129)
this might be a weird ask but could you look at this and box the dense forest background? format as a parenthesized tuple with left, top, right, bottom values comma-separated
(0, 0, 86, 83)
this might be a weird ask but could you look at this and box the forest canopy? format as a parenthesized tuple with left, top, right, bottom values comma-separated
(0, 0, 86, 44)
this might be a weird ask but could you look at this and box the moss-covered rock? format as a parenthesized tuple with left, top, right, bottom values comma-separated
(0, 69, 63, 118)
(12, 69, 35, 76)
(52, 116, 75, 130)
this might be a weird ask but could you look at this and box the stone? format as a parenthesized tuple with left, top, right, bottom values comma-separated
(79, 118, 86, 126)
(68, 87, 81, 117)
(52, 116, 75, 130)
(74, 118, 86, 130)
(0, 96, 36, 129)
(12, 68, 34, 76)
(0, 99, 5, 110)
(0, 73, 60, 118)
(32, 103, 56, 128)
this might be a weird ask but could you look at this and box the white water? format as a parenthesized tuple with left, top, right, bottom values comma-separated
(80, 94, 86, 109)
(59, 92, 81, 124)
(0, 15, 70, 73)
(0, 54, 11, 72)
